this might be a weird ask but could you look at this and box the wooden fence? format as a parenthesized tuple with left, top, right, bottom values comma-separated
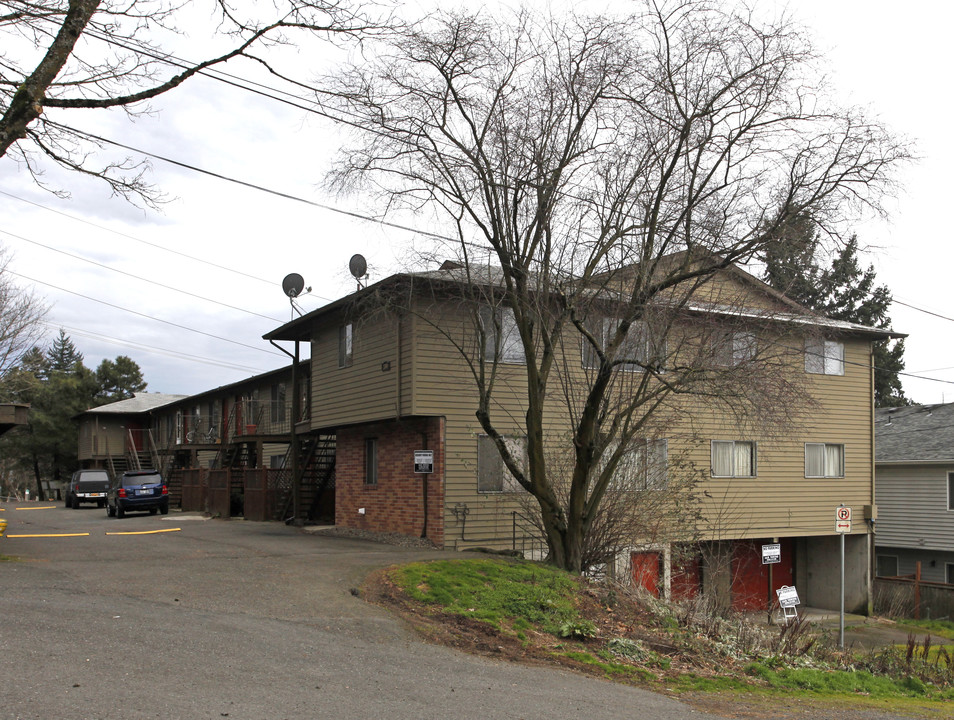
(874, 562, 954, 620)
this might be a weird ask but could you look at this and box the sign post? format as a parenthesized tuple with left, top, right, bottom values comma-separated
(835, 505, 851, 648)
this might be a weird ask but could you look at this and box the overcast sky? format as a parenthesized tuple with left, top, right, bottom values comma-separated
(1, 0, 951, 403)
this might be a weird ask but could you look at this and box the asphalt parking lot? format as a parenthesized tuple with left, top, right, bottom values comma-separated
(1, 502, 725, 720)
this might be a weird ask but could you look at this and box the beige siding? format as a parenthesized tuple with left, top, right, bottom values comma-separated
(311, 310, 408, 427)
(406, 297, 876, 548)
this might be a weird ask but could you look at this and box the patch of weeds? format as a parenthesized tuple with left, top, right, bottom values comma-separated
(605, 638, 671, 669)
(897, 618, 954, 641)
(671, 674, 757, 693)
(559, 619, 596, 639)
(561, 651, 652, 680)
(745, 662, 952, 699)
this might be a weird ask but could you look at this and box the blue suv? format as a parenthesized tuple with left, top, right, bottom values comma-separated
(106, 470, 169, 518)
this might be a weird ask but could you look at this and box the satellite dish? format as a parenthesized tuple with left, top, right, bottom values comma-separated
(349, 254, 368, 280)
(282, 273, 305, 298)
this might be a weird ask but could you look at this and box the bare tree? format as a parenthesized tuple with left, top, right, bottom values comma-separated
(0, 246, 47, 379)
(0, 0, 386, 205)
(326, 3, 910, 573)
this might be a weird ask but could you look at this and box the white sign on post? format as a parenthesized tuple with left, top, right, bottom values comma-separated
(762, 543, 781, 564)
(835, 505, 851, 533)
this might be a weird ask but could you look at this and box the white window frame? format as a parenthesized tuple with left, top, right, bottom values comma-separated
(804, 443, 846, 479)
(477, 434, 527, 493)
(710, 440, 757, 478)
(714, 331, 756, 367)
(480, 306, 525, 364)
(338, 323, 354, 368)
(605, 438, 669, 491)
(805, 338, 845, 375)
(876, 554, 899, 578)
(582, 317, 665, 371)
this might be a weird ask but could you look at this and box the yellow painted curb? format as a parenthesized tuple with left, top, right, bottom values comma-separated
(6, 533, 90, 538)
(15, 506, 57, 511)
(104, 528, 182, 536)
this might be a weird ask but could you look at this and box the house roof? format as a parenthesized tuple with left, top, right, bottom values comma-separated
(875, 403, 954, 464)
(265, 258, 903, 343)
(75, 392, 189, 418)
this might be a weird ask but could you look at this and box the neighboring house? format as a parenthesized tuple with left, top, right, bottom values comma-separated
(74, 393, 188, 476)
(262, 259, 897, 613)
(874, 403, 954, 584)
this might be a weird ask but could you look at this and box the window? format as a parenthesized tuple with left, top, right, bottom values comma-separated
(805, 443, 845, 478)
(805, 338, 844, 375)
(711, 440, 756, 477)
(364, 438, 378, 486)
(477, 434, 527, 493)
(947, 563, 954, 585)
(713, 331, 756, 367)
(338, 323, 354, 368)
(948, 472, 954, 511)
(876, 555, 898, 578)
(270, 383, 286, 423)
(582, 317, 665, 371)
(480, 306, 525, 364)
(605, 439, 668, 490)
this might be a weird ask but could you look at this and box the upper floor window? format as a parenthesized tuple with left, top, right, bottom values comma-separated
(948, 472, 954, 511)
(605, 438, 668, 490)
(582, 317, 665, 371)
(338, 323, 354, 368)
(711, 440, 756, 478)
(805, 338, 844, 375)
(271, 383, 286, 423)
(805, 443, 845, 478)
(477, 434, 527, 493)
(713, 331, 756, 367)
(480, 306, 525, 364)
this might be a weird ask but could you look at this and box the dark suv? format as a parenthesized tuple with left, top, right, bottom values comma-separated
(65, 469, 110, 509)
(106, 470, 169, 518)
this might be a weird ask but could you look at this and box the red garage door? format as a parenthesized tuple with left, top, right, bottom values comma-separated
(631, 551, 661, 596)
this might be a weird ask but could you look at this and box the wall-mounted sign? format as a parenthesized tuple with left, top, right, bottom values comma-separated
(414, 450, 434, 474)
(762, 543, 781, 564)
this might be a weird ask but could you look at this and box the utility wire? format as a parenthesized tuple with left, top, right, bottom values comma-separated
(47, 322, 269, 373)
(0, 189, 332, 305)
(1, 227, 284, 322)
(8, 270, 284, 358)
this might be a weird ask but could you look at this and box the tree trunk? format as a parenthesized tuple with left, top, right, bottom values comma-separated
(32, 454, 44, 501)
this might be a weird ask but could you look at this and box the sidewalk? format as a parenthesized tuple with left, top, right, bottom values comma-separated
(759, 606, 954, 651)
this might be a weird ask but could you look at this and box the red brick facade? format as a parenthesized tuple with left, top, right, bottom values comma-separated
(335, 416, 445, 545)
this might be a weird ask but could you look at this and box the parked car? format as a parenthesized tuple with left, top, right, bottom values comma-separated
(65, 469, 110, 509)
(106, 470, 169, 518)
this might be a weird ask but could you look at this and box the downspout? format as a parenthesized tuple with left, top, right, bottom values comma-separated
(421, 430, 428, 539)
(271, 338, 301, 525)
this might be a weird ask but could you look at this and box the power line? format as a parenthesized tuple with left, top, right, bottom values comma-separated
(1, 227, 284, 322)
(0, 189, 332, 305)
(46, 322, 270, 374)
(891, 299, 954, 324)
(8, 270, 284, 358)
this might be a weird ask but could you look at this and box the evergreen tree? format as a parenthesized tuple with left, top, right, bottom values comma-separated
(762, 220, 909, 407)
(95, 355, 147, 402)
(45, 329, 84, 374)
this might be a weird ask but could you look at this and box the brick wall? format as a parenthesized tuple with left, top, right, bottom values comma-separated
(336, 416, 445, 546)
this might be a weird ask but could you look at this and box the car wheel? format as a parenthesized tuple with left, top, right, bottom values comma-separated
(160, 504, 169, 516)
(106, 503, 115, 517)
(116, 504, 125, 519)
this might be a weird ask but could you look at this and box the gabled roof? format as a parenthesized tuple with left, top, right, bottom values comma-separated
(264, 257, 903, 342)
(875, 403, 954, 464)
(75, 392, 189, 418)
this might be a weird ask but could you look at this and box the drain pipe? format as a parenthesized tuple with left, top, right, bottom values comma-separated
(270, 338, 301, 524)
